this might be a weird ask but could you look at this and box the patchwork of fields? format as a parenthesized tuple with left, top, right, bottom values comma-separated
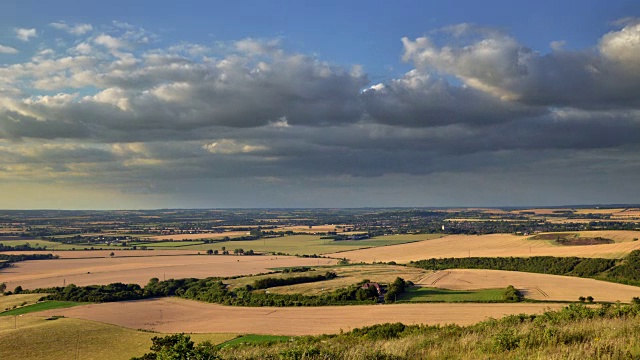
(331, 233, 640, 263)
(1, 255, 337, 290)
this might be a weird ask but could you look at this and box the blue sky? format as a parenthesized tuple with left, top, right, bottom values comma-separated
(0, 1, 639, 208)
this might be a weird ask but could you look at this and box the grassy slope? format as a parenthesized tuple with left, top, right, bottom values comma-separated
(0, 316, 235, 360)
(1, 294, 48, 312)
(0, 301, 85, 316)
(217, 304, 640, 359)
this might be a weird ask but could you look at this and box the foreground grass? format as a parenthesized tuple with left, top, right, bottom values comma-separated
(397, 286, 506, 303)
(217, 303, 640, 359)
(0, 301, 85, 316)
(0, 316, 235, 360)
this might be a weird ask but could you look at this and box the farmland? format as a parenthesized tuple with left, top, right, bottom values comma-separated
(415, 269, 640, 302)
(332, 232, 640, 263)
(2, 207, 640, 359)
(33, 297, 564, 335)
(1, 254, 337, 290)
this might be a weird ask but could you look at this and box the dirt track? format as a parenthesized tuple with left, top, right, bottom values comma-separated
(34, 297, 564, 335)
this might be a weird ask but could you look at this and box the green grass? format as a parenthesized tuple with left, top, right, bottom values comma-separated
(129, 241, 205, 247)
(0, 239, 117, 250)
(397, 287, 506, 303)
(219, 334, 291, 348)
(0, 301, 86, 316)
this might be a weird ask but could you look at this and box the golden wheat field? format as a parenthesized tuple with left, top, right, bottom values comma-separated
(1, 255, 337, 290)
(331, 232, 640, 263)
(33, 297, 564, 335)
(416, 269, 640, 302)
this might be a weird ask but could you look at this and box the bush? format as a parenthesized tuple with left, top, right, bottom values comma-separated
(502, 285, 523, 302)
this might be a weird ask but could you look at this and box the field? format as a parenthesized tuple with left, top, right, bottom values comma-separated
(33, 297, 564, 335)
(415, 269, 640, 302)
(1, 234, 442, 256)
(0, 301, 85, 316)
(398, 287, 505, 302)
(0, 316, 235, 360)
(148, 234, 442, 255)
(241, 264, 432, 295)
(1, 249, 200, 258)
(331, 232, 640, 263)
(1, 255, 338, 290)
(1, 294, 47, 312)
(0, 239, 118, 250)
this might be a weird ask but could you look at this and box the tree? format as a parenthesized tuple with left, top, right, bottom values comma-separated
(213, 250, 219, 255)
(132, 333, 220, 360)
(206, 249, 213, 255)
(110, 252, 115, 258)
(14, 286, 23, 294)
(0, 282, 6, 293)
(586, 296, 594, 303)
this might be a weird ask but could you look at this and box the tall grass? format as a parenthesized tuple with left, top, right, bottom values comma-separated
(217, 303, 640, 359)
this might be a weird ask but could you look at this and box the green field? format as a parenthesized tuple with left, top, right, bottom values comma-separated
(0, 239, 116, 250)
(218, 334, 291, 348)
(0, 301, 86, 316)
(0, 316, 235, 360)
(129, 241, 205, 247)
(397, 287, 506, 303)
(154, 234, 444, 255)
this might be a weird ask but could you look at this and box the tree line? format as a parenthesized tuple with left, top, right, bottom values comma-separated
(410, 250, 640, 286)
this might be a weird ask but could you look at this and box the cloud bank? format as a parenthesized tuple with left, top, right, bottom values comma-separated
(1, 20, 639, 207)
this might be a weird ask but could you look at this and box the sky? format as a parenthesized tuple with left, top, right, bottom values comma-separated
(1, 1, 640, 209)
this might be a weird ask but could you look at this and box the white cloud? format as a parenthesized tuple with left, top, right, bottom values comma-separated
(16, 28, 37, 41)
(0, 45, 18, 54)
(203, 139, 267, 154)
(94, 34, 126, 50)
(50, 22, 93, 35)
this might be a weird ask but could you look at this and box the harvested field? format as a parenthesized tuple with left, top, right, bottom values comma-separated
(1, 255, 337, 290)
(33, 297, 564, 335)
(331, 232, 640, 263)
(416, 269, 640, 302)
(0, 250, 200, 258)
(0, 316, 234, 360)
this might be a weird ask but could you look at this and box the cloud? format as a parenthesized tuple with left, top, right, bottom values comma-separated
(1, 20, 640, 207)
(401, 21, 640, 109)
(16, 28, 37, 41)
(94, 34, 126, 50)
(50, 22, 93, 35)
(0, 45, 18, 54)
